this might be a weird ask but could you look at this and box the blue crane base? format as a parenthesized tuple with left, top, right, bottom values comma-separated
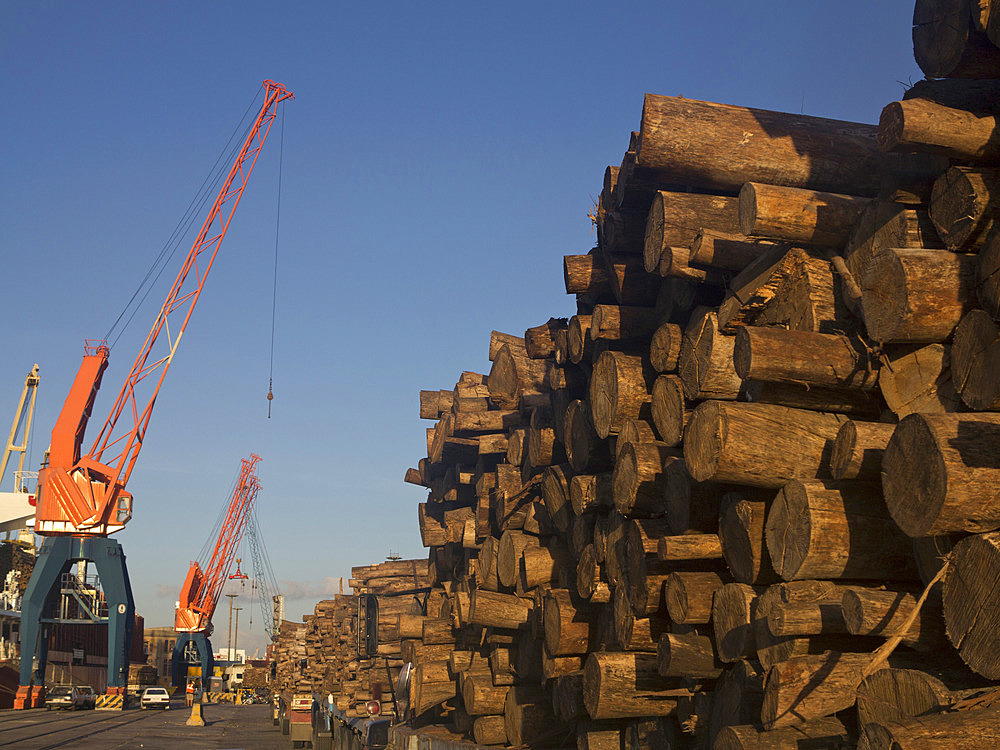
(16, 536, 134, 707)
(171, 632, 214, 687)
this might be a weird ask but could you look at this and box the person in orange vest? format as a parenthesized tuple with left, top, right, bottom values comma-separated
(185, 680, 195, 708)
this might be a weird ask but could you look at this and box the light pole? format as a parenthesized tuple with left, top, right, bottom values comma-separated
(225, 594, 238, 663)
(232, 607, 242, 690)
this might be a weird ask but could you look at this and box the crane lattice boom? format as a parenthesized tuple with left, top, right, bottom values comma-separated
(175, 454, 262, 634)
(35, 80, 292, 536)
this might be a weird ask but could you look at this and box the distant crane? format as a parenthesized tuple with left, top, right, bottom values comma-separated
(172, 454, 261, 686)
(0, 364, 40, 536)
(15, 80, 293, 709)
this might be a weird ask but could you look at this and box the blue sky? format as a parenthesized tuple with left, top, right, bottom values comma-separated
(1, 1, 920, 652)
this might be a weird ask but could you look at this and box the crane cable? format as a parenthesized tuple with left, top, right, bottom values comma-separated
(267, 102, 286, 418)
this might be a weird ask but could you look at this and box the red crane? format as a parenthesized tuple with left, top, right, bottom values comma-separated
(176, 454, 261, 634)
(16, 80, 293, 708)
(171, 455, 261, 685)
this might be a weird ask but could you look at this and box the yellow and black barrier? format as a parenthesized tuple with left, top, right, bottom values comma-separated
(95, 693, 125, 710)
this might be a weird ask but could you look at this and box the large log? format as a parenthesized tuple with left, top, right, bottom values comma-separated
(689, 229, 780, 272)
(733, 326, 877, 390)
(844, 200, 942, 283)
(714, 718, 851, 750)
(765, 480, 918, 581)
(589, 350, 654, 439)
(525, 318, 568, 359)
(683, 401, 848, 488)
(842, 586, 947, 651)
(760, 651, 873, 729)
(503, 686, 569, 747)
(664, 570, 729, 625)
(568, 315, 593, 365)
(718, 490, 779, 585)
(564, 399, 613, 474)
(636, 94, 888, 196)
(420, 389, 454, 420)
(488, 342, 548, 409)
(878, 342, 960, 417)
(912, 0, 1000, 79)
(468, 590, 531, 630)
(930, 166, 1000, 249)
(583, 652, 680, 719)
(642, 189, 740, 274)
(712, 583, 762, 662)
(882, 412, 1000, 536)
(706, 660, 764, 748)
(576, 545, 611, 605)
(657, 533, 723, 563)
(462, 672, 510, 716)
(830, 420, 895, 481)
(861, 248, 977, 344)
(978, 227, 1000, 317)
(943, 530, 1000, 678)
(612, 442, 674, 517)
(591, 304, 663, 343)
(859, 706, 1000, 749)
(657, 631, 722, 679)
(649, 322, 682, 374)
(879, 97, 1000, 162)
(650, 375, 687, 448)
(544, 588, 600, 656)
(738, 182, 868, 247)
(677, 309, 741, 401)
(473, 715, 508, 745)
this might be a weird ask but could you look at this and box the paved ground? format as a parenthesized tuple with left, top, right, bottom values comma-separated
(0, 700, 288, 749)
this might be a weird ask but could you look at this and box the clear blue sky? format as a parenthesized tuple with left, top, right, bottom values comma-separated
(1, 1, 920, 653)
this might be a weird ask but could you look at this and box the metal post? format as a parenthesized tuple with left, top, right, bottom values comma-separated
(225, 593, 237, 662)
(232, 606, 242, 687)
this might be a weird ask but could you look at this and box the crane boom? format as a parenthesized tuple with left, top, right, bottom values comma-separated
(35, 80, 293, 536)
(175, 454, 261, 633)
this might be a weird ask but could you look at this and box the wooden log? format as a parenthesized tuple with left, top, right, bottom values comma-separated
(689, 229, 778, 272)
(883, 412, 1000, 536)
(650, 375, 687, 448)
(765, 480, 918, 581)
(570, 472, 613, 516)
(978, 227, 1000, 318)
(565, 399, 613, 475)
(589, 350, 654, 439)
(943, 530, 1000, 678)
(504, 686, 569, 747)
(716, 243, 796, 332)
(718, 490, 779, 586)
(912, 0, 1000, 79)
(420, 389, 454, 420)
(859, 706, 1000, 749)
(568, 315, 593, 365)
(856, 666, 975, 731)
(472, 715, 508, 745)
(845, 200, 942, 282)
(642, 189, 740, 274)
(591, 304, 663, 343)
(613, 442, 673, 517)
(576, 544, 610, 604)
(657, 631, 722, 679)
(712, 583, 762, 662)
(615, 418, 662, 459)
(879, 342, 960, 417)
(953, 308, 1000, 402)
(677, 310, 741, 401)
(830, 420, 895, 481)
(683, 401, 848, 488)
(541, 464, 573, 532)
(525, 318, 568, 359)
(879, 96, 1000, 162)
(422, 618, 456, 645)
(520, 543, 572, 590)
(565, 253, 613, 295)
(706, 660, 764, 747)
(901, 77, 1000, 112)
(583, 652, 680, 719)
(649, 323, 682, 373)
(664, 570, 729, 625)
(738, 182, 868, 247)
(468, 590, 531, 630)
(543, 588, 599, 656)
(714, 717, 851, 750)
(570, 512, 598, 558)
(462, 672, 510, 715)
(657, 533, 723, 562)
(488, 342, 548, 410)
(843, 586, 947, 651)
(662, 457, 724, 535)
(612, 585, 668, 653)
(659, 245, 725, 283)
(637, 94, 887, 196)
(760, 651, 872, 729)
(575, 720, 624, 750)
(930, 166, 1000, 249)
(733, 326, 876, 390)
(754, 246, 854, 335)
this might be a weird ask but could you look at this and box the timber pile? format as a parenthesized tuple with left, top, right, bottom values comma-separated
(268, 559, 429, 716)
(395, 2, 1000, 747)
(0, 541, 35, 597)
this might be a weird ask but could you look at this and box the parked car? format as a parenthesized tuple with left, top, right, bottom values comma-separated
(140, 686, 171, 710)
(46, 685, 95, 710)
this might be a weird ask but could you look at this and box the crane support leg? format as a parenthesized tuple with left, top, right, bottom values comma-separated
(171, 632, 214, 688)
(14, 537, 134, 709)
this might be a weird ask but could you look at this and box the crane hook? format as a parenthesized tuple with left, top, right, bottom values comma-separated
(267, 378, 274, 418)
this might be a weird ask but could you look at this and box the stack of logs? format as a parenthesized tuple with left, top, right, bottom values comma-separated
(268, 559, 429, 716)
(400, 3, 1000, 747)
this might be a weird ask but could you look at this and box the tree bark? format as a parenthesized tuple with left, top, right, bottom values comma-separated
(844, 200, 942, 282)
(473, 715, 508, 745)
(930, 166, 1000, 249)
(689, 229, 779, 272)
(714, 717, 851, 750)
(469, 590, 531, 629)
(583, 652, 681, 719)
(678, 310, 741, 400)
(859, 706, 1000, 749)
(657, 631, 722, 679)
(637, 94, 887, 196)
(879, 97, 1000, 162)
(613, 441, 674, 517)
(719, 490, 779, 585)
(738, 182, 868, 247)
(657, 533, 723, 562)
(882, 412, 1000, 536)
(943, 530, 1000, 679)
(843, 585, 947, 651)
(589, 350, 654, 438)
(830, 420, 896, 481)
(565, 399, 613, 474)
(765, 480, 918, 581)
(712, 583, 762, 662)
(642, 189, 739, 274)
(761, 651, 872, 729)
(664, 571, 729, 625)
